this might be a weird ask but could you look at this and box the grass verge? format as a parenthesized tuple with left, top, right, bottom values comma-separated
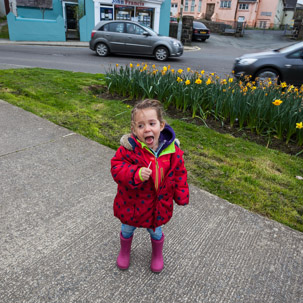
(0, 68, 302, 232)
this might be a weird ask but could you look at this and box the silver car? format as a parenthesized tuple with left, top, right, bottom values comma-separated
(89, 20, 183, 61)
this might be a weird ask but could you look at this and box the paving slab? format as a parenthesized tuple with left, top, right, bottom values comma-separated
(0, 100, 302, 303)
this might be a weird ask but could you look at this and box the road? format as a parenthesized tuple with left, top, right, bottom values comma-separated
(0, 31, 294, 77)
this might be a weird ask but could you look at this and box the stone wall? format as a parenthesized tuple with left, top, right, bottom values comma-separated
(181, 15, 194, 45)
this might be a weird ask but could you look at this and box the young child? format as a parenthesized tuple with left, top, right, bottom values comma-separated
(111, 99, 189, 272)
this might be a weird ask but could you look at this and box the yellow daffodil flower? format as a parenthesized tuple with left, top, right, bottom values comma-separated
(206, 78, 212, 85)
(281, 82, 287, 88)
(296, 122, 303, 129)
(187, 67, 191, 72)
(152, 64, 156, 69)
(229, 78, 233, 83)
(163, 66, 167, 71)
(171, 69, 175, 73)
(201, 70, 205, 75)
(177, 77, 183, 82)
(185, 80, 190, 85)
(195, 78, 202, 84)
(178, 69, 183, 74)
(116, 64, 119, 67)
(272, 99, 283, 106)
(130, 63, 133, 68)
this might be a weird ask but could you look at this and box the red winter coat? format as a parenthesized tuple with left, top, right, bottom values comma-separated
(111, 133, 189, 230)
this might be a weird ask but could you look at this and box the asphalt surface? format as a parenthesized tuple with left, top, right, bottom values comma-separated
(0, 97, 303, 303)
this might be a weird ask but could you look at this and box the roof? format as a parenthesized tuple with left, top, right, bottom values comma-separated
(285, 0, 297, 8)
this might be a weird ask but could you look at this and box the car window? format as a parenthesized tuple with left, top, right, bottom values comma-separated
(126, 23, 145, 35)
(102, 22, 124, 33)
(288, 50, 303, 59)
(193, 22, 206, 29)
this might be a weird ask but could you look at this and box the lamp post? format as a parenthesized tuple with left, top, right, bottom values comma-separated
(177, 0, 183, 41)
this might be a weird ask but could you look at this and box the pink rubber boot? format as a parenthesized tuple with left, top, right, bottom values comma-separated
(116, 232, 133, 270)
(150, 234, 165, 273)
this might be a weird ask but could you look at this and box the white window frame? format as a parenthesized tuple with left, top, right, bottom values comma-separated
(185, 0, 189, 11)
(198, 0, 202, 12)
(190, 0, 195, 12)
(220, 1, 231, 8)
(239, 3, 249, 10)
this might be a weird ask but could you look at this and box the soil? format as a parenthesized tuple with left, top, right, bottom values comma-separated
(90, 84, 303, 158)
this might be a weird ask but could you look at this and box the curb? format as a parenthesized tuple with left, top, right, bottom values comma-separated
(0, 39, 200, 50)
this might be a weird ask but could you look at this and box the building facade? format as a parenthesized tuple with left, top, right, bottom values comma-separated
(7, 0, 171, 41)
(171, 0, 294, 29)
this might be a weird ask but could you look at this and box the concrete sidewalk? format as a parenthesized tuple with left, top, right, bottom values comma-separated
(0, 100, 302, 303)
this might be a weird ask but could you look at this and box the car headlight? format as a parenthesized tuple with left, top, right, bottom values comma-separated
(172, 41, 181, 47)
(237, 58, 258, 65)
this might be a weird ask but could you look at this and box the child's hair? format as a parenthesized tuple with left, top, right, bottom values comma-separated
(131, 99, 165, 126)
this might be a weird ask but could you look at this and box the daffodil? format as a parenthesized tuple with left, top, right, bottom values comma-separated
(201, 70, 205, 75)
(163, 66, 167, 71)
(195, 78, 202, 84)
(281, 82, 287, 88)
(171, 69, 175, 73)
(178, 69, 183, 74)
(116, 64, 119, 67)
(185, 80, 190, 85)
(152, 64, 156, 69)
(187, 67, 191, 72)
(221, 79, 227, 85)
(177, 77, 183, 82)
(272, 99, 283, 106)
(130, 63, 133, 68)
(229, 78, 233, 83)
(296, 122, 303, 129)
(137, 63, 140, 67)
(206, 78, 212, 85)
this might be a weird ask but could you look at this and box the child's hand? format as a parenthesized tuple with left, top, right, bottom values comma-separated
(140, 167, 152, 181)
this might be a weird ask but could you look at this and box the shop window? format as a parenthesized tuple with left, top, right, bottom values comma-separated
(136, 7, 154, 28)
(115, 5, 134, 21)
(100, 7, 113, 21)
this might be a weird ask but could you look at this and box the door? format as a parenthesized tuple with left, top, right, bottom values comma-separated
(205, 4, 215, 20)
(124, 23, 154, 55)
(63, 2, 79, 40)
(102, 22, 127, 53)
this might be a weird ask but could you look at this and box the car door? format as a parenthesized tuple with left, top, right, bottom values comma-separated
(102, 22, 126, 53)
(283, 48, 303, 85)
(124, 23, 154, 55)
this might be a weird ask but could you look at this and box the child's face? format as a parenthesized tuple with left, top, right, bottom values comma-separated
(132, 108, 165, 150)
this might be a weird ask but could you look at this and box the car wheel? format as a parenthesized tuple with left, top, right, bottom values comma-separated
(255, 68, 280, 84)
(155, 46, 169, 61)
(95, 43, 109, 57)
(201, 38, 206, 42)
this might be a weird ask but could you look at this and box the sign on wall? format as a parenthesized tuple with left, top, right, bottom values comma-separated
(16, 0, 53, 9)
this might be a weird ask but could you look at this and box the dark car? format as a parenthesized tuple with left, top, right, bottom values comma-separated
(192, 21, 210, 42)
(89, 20, 183, 61)
(233, 42, 303, 86)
